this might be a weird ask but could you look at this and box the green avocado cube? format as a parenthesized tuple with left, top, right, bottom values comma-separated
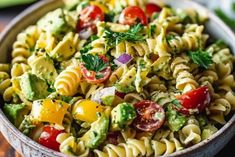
(37, 8, 70, 36)
(3, 103, 30, 128)
(81, 114, 109, 149)
(20, 73, 49, 101)
(111, 102, 136, 131)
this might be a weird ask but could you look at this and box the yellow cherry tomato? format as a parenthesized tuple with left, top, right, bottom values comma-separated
(72, 100, 104, 123)
(90, 1, 109, 13)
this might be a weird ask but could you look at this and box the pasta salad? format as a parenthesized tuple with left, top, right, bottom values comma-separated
(1, 0, 235, 156)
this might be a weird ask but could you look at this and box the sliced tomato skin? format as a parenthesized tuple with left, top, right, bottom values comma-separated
(80, 55, 111, 84)
(146, 3, 162, 17)
(119, 6, 148, 26)
(107, 131, 120, 145)
(176, 86, 210, 114)
(76, 5, 104, 32)
(115, 91, 126, 99)
(133, 100, 165, 132)
(38, 126, 64, 151)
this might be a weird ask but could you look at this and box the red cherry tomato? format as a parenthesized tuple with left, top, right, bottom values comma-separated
(176, 86, 210, 114)
(38, 126, 64, 151)
(119, 6, 148, 26)
(115, 91, 126, 99)
(81, 55, 111, 84)
(76, 5, 104, 32)
(133, 100, 165, 132)
(107, 131, 120, 145)
(145, 3, 162, 17)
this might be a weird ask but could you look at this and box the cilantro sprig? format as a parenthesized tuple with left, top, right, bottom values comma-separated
(188, 50, 213, 69)
(104, 23, 145, 49)
(81, 54, 108, 72)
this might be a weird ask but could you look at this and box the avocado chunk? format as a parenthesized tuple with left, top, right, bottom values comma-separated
(3, 103, 30, 128)
(166, 105, 187, 132)
(30, 55, 58, 84)
(20, 73, 49, 101)
(37, 8, 70, 36)
(201, 124, 218, 140)
(50, 32, 77, 61)
(111, 102, 136, 131)
(115, 83, 135, 93)
(81, 114, 109, 149)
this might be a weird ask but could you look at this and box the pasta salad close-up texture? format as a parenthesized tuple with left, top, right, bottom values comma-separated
(0, 0, 235, 156)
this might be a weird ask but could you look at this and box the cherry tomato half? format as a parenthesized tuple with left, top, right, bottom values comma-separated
(81, 55, 111, 84)
(119, 6, 148, 26)
(176, 86, 210, 114)
(76, 5, 104, 32)
(38, 126, 65, 151)
(133, 100, 165, 132)
(146, 3, 162, 17)
(107, 131, 121, 145)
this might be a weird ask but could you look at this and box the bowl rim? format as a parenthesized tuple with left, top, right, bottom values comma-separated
(0, 0, 234, 156)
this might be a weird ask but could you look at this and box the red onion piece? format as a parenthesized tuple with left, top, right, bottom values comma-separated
(114, 54, 132, 66)
(79, 27, 93, 39)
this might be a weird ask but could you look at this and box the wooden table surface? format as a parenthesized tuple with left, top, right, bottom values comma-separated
(0, 1, 235, 157)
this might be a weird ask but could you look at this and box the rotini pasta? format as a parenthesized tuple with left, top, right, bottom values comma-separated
(1, 0, 235, 156)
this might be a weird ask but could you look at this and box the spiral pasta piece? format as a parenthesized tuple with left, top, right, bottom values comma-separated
(167, 26, 205, 53)
(208, 98, 231, 124)
(11, 63, 30, 78)
(151, 91, 175, 108)
(11, 25, 40, 64)
(171, 57, 198, 92)
(57, 133, 90, 156)
(54, 66, 82, 96)
(0, 64, 18, 102)
(121, 128, 136, 141)
(179, 116, 201, 145)
(111, 41, 151, 58)
(94, 137, 183, 157)
(146, 76, 167, 93)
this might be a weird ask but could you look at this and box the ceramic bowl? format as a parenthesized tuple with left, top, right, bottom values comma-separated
(0, 0, 234, 156)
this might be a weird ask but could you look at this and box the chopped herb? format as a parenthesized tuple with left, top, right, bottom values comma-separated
(105, 12, 116, 22)
(104, 23, 145, 50)
(188, 50, 213, 69)
(80, 44, 93, 54)
(166, 34, 176, 41)
(214, 40, 226, 48)
(81, 54, 108, 72)
(61, 95, 73, 103)
(149, 25, 156, 37)
(95, 73, 104, 79)
(172, 99, 182, 109)
(47, 87, 56, 93)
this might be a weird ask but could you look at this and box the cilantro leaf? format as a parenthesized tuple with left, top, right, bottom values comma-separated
(149, 25, 156, 37)
(105, 12, 116, 22)
(166, 34, 176, 41)
(104, 23, 145, 50)
(188, 50, 213, 69)
(171, 99, 182, 109)
(81, 54, 108, 72)
(95, 73, 104, 79)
